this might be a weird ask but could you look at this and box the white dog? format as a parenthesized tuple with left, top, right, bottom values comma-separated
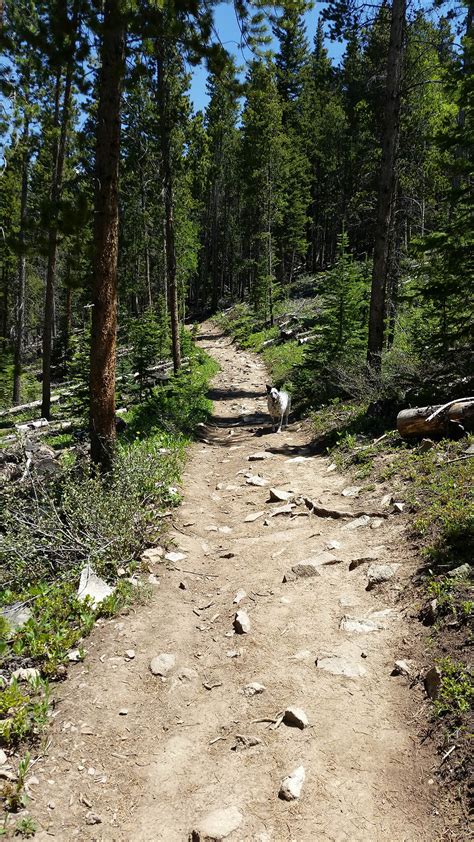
(266, 385, 291, 433)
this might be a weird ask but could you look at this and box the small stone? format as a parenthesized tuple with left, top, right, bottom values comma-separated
(149, 653, 176, 677)
(246, 475, 268, 487)
(282, 570, 297, 583)
(233, 590, 246, 605)
(290, 562, 322, 579)
(190, 805, 243, 841)
(119, 708, 128, 716)
(124, 650, 135, 660)
(419, 438, 435, 453)
(231, 734, 262, 751)
(141, 546, 164, 564)
(117, 567, 127, 577)
(248, 452, 268, 461)
(447, 563, 471, 579)
(366, 563, 399, 590)
(424, 666, 442, 700)
(370, 518, 384, 529)
(283, 707, 308, 729)
(392, 660, 412, 677)
(341, 485, 362, 497)
(48, 801, 55, 810)
(381, 494, 393, 508)
(361, 651, 368, 659)
(85, 812, 102, 826)
(392, 502, 405, 513)
(342, 515, 371, 531)
(165, 551, 186, 563)
(270, 504, 295, 516)
(326, 540, 342, 551)
(340, 615, 386, 634)
(422, 598, 438, 625)
(0, 750, 7, 766)
(244, 511, 265, 523)
(348, 550, 382, 571)
(279, 766, 305, 801)
(67, 649, 82, 662)
(148, 574, 160, 585)
(268, 487, 294, 502)
(226, 650, 241, 658)
(219, 526, 232, 534)
(179, 581, 188, 590)
(11, 667, 40, 683)
(233, 610, 251, 634)
(242, 682, 266, 697)
(326, 462, 337, 473)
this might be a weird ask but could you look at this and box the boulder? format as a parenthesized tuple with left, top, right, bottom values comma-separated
(77, 565, 114, 607)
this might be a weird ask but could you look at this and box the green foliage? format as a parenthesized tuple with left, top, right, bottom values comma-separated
(128, 310, 168, 400)
(434, 658, 473, 718)
(14, 817, 37, 838)
(0, 675, 49, 747)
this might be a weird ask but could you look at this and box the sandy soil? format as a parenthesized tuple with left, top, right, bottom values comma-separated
(30, 324, 445, 841)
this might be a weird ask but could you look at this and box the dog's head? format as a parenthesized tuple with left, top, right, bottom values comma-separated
(266, 384, 279, 402)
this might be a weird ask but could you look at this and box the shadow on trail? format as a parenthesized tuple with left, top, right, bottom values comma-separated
(207, 387, 263, 401)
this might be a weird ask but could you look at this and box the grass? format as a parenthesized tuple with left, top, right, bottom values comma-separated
(0, 339, 218, 773)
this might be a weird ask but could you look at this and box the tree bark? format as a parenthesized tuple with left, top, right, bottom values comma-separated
(156, 39, 181, 373)
(13, 115, 30, 406)
(366, 0, 406, 372)
(89, 0, 125, 471)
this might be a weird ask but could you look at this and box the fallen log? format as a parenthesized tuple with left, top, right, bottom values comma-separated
(397, 399, 474, 438)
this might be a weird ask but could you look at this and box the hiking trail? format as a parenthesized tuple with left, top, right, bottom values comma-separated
(32, 324, 442, 841)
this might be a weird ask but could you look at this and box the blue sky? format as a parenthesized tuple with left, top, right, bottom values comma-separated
(187, 1, 345, 113)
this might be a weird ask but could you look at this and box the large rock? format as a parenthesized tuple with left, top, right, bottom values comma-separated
(149, 653, 176, 677)
(279, 766, 305, 801)
(77, 565, 114, 606)
(268, 487, 294, 503)
(190, 806, 243, 841)
(290, 562, 322, 579)
(0, 603, 32, 634)
(340, 612, 391, 633)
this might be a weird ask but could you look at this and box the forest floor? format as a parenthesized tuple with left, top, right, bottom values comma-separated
(29, 323, 449, 841)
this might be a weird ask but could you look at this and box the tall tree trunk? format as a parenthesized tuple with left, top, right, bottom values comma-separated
(42, 6, 78, 419)
(13, 116, 30, 405)
(64, 284, 73, 352)
(156, 41, 181, 373)
(366, 0, 406, 372)
(89, 0, 125, 471)
(1, 267, 9, 351)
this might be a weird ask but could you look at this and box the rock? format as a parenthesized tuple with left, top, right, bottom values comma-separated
(290, 562, 322, 579)
(119, 708, 128, 716)
(326, 462, 337, 473)
(268, 487, 294, 503)
(316, 656, 367, 678)
(148, 574, 160, 585)
(370, 518, 384, 529)
(392, 660, 412, 677)
(248, 452, 270, 461)
(125, 649, 135, 660)
(241, 682, 266, 697)
(11, 668, 40, 683)
(341, 485, 362, 497)
(0, 603, 32, 634)
(285, 456, 308, 463)
(67, 649, 82, 662)
(233, 611, 251, 634)
(381, 494, 393, 508)
(179, 580, 188, 590)
(190, 807, 243, 841)
(422, 598, 438, 626)
(348, 549, 382, 571)
(244, 511, 265, 523)
(85, 812, 102, 826)
(149, 653, 176, 676)
(342, 515, 371, 531)
(311, 551, 342, 567)
(424, 667, 441, 701)
(282, 570, 297, 583)
(233, 590, 246, 605)
(141, 547, 164, 564)
(219, 526, 232, 534)
(424, 666, 442, 700)
(0, 750, 7, 766)
(392, 502, 405, 513)
(366, 563, 399, 590)
(340, 613, 390, 633)
(447, 563, 471, 579)
(279, 766, 305, 801)
(117, 567, 127, 577)
(326, 540, 342, 551)
(231, 734, 262, 751)
(283, 707, 308, 729)
(226, 650, 241, 658)
(418, 438, 435, 453)
(165, 551, 186, 563)
(246, 475, 268, 487)
(77, 565, 114, 606)
(270, 504, 295, 516)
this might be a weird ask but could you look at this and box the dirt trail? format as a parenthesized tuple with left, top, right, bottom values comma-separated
(32, 324, 442, 841)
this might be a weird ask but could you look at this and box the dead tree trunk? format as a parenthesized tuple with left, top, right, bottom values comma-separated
(89, 0, 125, 471)
(13, 115, 30, 405)
(367, 0, 406, 372)
(397, 400, 474, 438)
